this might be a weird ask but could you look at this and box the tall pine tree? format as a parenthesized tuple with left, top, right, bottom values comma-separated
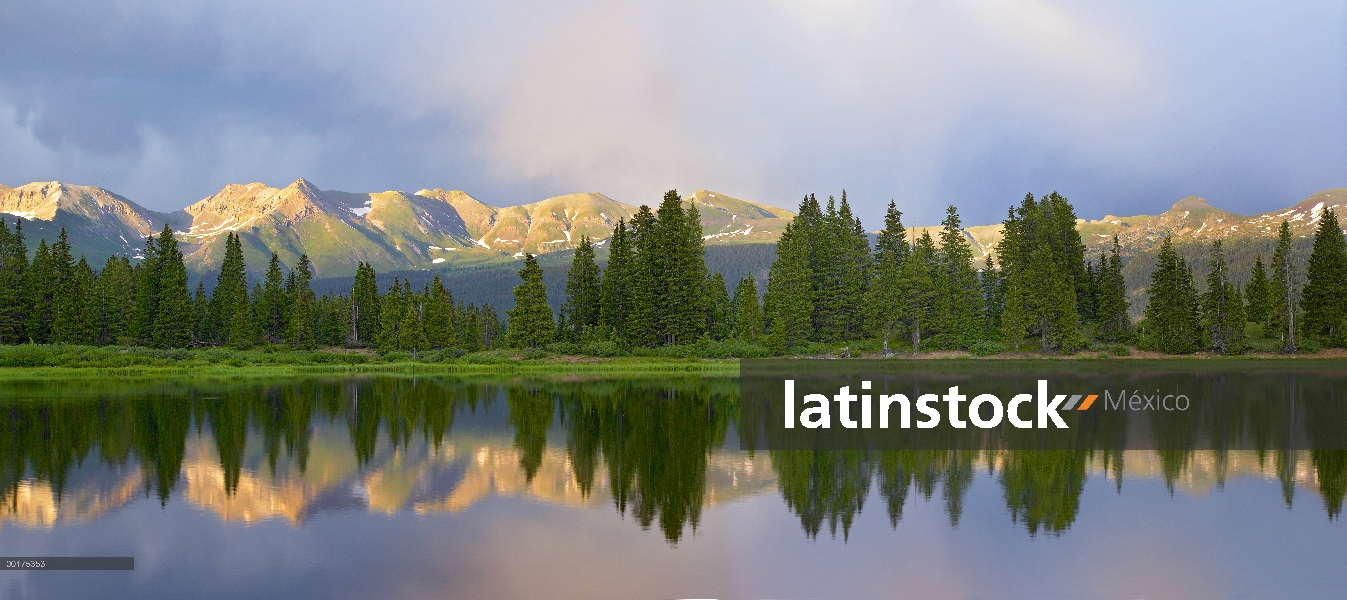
(1245, 254, 1272, 328)
(151, 224, 193, 348)
(506, 253, 555, 349)
(763, 218, 814, 352)
(731, 276, 762, 343)
(560, 235, 601, 341)
(1269, 220, 1299, 353)
(1201, 239, 1245, 354)
(1300, 209, 1347, 345)
(599, 220, 633, 341)
(1144, 236, 1200, 354)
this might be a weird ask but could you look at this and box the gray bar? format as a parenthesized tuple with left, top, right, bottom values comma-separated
(0, 557, 133, 570)
(1062, 394, 1083, 410)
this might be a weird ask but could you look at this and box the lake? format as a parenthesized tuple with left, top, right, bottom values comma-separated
(0, 366, 1344, 599)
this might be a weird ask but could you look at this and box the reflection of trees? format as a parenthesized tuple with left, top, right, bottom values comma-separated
(2, 368, 1347, 537)
(999, 451, 1087, 535)
(773, 450, 871, 539)
(555, 380, 735, 544)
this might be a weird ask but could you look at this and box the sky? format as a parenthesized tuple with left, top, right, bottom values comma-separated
(0, 0, 1344, 228)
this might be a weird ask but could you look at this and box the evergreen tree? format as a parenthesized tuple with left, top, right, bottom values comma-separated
(1300, 209, 1347, 344)
(1201, 240, 1245, 354)
(208, 233, 252, 346)
(1269, 220, 1299, 352)
(396, 281, 428, 353)
(256, 253, 287, 342)
(935, 205, 982, 346)
(192, 281, 210, 343)
(506, 253, 555, 348)
(825, 192, 871, 341)
(0, 219, 27, 344)
(656, 190, 708, 344)
(731, 276, 762, 343)
(423, 273, 456, 349)
(599, 219, 633, 341)
(705, 272, 732, 340)
(151, 225, 193, 348)
(763, 218, 814, 352)
(998, 195, 1084, 352)
(1095, 236, 1131, 342)
(625, 207, 658, 345)
(979, 256, 1004, 338)
(130, 235, 159, 343)
(350, 262, 382, 346)
(901, 232, 941, 351)
(482, 303, 504, 350)
(50, 229, 91, 344)
(865, 203, 910, 353)
(560, 235, 602, 341)
(97, 256, 136, 345)
(25, 239, 55, 343)
(1245, 254, 1272, 327)
(1144, 236, 1200, 354)
(286, 254, 317, 348)
(378, 279, 405, 351)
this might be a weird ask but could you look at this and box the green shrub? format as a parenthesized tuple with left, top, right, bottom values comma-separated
(581, 340, 623, 357)
(968, 340, 1008, 356)
(1110, 343, 1131, 357)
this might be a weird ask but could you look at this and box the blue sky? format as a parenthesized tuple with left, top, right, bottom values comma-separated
(1, 0, 1343, 228)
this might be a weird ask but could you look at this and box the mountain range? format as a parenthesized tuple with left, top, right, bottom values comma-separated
(1, 179, 1343, 282)
(0, 180, 793, 278)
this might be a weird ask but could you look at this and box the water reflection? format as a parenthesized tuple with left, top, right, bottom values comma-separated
(0, 375, 1343, 542)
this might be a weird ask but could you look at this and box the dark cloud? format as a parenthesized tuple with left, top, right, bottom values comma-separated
(0, 0, 1342, 228)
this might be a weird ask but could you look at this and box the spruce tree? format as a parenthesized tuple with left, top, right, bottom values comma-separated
(286, 254, 316, 348)
(763, 219, 814, 352)
(350, 262, 382, 346)
(900, 232, 941, 351)
(209, 233, 251, 346)
(865, 203, 909, 353)
(396, 280, 427, 353)
(1096, 235, 1131, 342)
(1300, 209, 1347, 345)
(0, 219, 28, 344)
(424, 273, 456, 349)
(98, 256, 135, 345)
(1144, 236, 1200, 354)
(1201, 240, 1245, 354)
(1245, 254, 1272, 328)
(151, 224, 193, 348)
(655, 190, 708, 344)
(50, 229, 89, 344)
(935, 205, 982, 346)
(378, 278, 405, 351)
(256, 253, 286, 343)
(979, 256, 1004, 338)
(1270, 220, 1299, 352)
(731, 276, 762, 343)
(706, 272, 732, 340)
(997, 195, 1084, 352)
(560, 235, 602, 341)
(192, 280, 210, 343)
(625, 207, 658, 345)
(24, 239, 54, 343)
(828, 192, 871, 341)
(131, 235, 160, 344)
(506, 253, 554, 349)
(599, 220, 632, 340)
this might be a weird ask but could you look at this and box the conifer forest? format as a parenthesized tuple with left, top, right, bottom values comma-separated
(1, 189, 1344, 356)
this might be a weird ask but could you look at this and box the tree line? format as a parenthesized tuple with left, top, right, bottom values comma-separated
(526, 190, 1347, 354)
(0, 220, 502, 352)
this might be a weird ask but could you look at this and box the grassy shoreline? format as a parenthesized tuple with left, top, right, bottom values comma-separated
(0, 343, 1342, 380)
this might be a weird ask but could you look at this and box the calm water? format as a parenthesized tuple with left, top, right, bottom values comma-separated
(0, 371, 1344, 599)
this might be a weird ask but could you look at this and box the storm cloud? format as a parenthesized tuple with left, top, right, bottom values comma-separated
(1, 0, 1343, 227)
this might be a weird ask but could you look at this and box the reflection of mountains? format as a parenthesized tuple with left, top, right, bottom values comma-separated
(177, 427, 776, 525)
